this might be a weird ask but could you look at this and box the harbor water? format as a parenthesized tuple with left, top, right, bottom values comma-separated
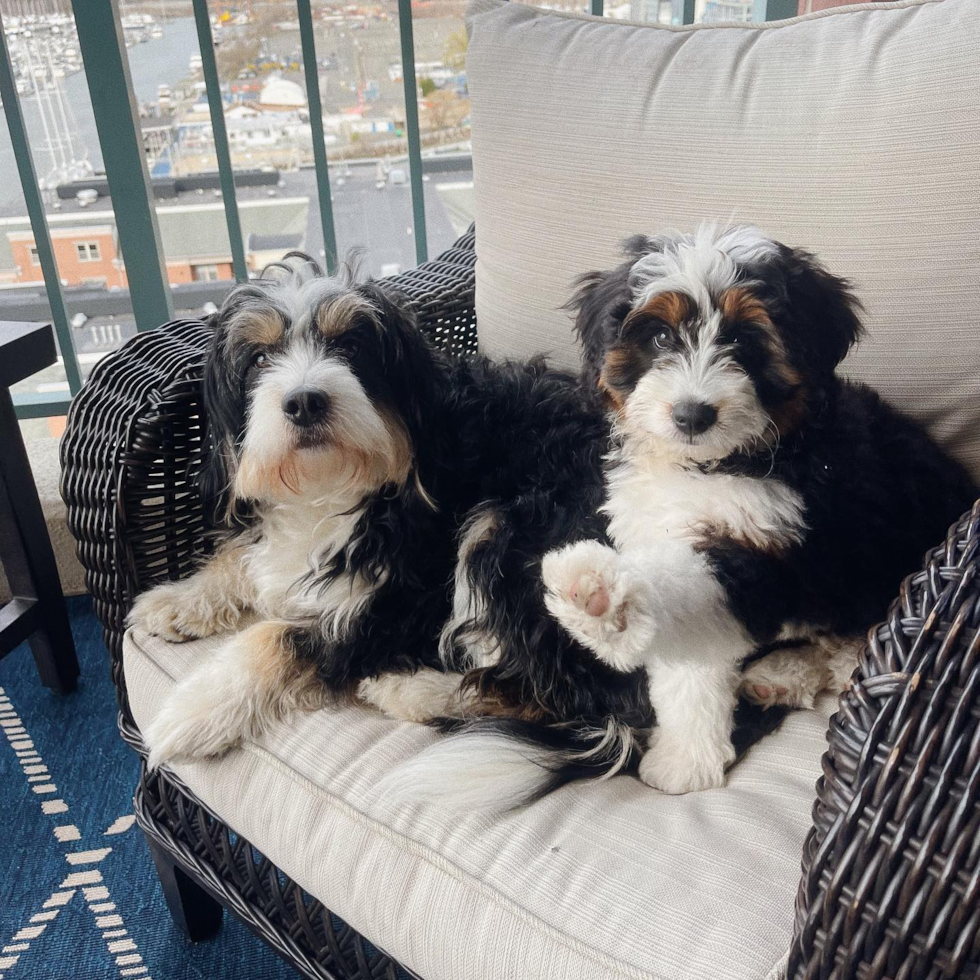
(0, 17, 199, 213)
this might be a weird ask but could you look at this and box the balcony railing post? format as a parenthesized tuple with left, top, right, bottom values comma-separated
(0, 9, 82, 396)
(191, 0, 249, 282)
(297, 0, 340, 276)
(680, 0, 697, 23)
(753, 0, 799, 19)
(72, 0, 173, 331)
(396, 0, 428, 266)
(590, 0, 605, 16)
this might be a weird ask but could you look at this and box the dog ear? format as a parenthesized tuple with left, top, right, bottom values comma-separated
(358, 281, 443, 499)
(773, 246, 865, 377)
(565, 262, 634, 390)
(360, 281, 438, 415)
(565, 236, 661, 390)
(197, 315, 248, 527)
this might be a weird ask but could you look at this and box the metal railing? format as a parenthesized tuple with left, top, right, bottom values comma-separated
(5, 0, 794, 421)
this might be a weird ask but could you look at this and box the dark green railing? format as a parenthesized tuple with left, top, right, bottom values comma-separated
(297, 0, 340, 275)
(191, 0, 248, 283)
(75, 1, 175, 331)
(7, 0, 794, 420)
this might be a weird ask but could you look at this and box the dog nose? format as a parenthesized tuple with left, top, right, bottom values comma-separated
(672, 400, 718, 436)
(283, 387, 330, 428)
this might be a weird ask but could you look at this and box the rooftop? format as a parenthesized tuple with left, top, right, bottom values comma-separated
(8, 157, 473, 278)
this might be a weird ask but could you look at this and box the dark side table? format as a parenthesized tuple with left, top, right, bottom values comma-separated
(1, 322, 79, 692)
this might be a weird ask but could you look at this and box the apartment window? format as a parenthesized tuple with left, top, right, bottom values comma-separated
(28, 245, 40, 265)
(192, 263, 220, 282)
(76, 241, 101, 262)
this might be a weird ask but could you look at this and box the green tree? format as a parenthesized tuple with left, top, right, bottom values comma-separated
(444, 28, 468, 72)
(419, 77, 437, 97)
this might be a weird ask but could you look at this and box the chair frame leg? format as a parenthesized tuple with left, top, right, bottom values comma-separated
(145, 833, 223, 943)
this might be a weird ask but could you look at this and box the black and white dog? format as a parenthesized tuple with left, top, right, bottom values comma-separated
(537, 224, 977, 794)
(382, 224, 975, 804)
(129, 255, 465, 768)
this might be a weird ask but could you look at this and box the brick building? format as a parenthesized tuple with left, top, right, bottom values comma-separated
(0, 194, 308, 289)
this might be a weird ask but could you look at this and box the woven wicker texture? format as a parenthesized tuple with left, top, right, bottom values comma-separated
(789, 502, 980, 980)
(60, 318, 213, 717)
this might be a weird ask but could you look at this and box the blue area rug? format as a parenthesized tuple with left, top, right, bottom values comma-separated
(0, 597, 294, 980)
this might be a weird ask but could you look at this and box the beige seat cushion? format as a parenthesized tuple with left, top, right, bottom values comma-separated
(466, 0, 980, 479)
(126, 626, 838, 980)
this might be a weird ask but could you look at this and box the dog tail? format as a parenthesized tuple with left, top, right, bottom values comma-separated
(376, 699, 787, 811)
(376, 716, 640, 812)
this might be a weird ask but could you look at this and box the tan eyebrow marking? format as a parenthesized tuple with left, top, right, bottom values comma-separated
(623, 290, 696, 332)
(717, 286, 771, 328)
(232, 308, 286, 347)
(315, 292, 377, 338)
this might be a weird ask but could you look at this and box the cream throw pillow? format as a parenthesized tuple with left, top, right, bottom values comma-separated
(465, 0, 980, 479)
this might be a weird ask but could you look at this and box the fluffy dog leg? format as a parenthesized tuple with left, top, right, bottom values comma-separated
(640, 657, 738, 794)
(143, 620, 325, 769)
(545, 538, 751, 794)
(128, 543, 254, 642)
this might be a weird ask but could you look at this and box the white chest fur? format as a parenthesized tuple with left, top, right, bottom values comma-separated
(246, 498, 374, 631)
(602, 451, 806, 555)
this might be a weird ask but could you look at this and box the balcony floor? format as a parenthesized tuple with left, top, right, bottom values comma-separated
(0, 597, 298, 979)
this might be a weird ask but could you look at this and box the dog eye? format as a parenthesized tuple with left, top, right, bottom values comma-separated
(654, 329, 671, 350)
(251, 351, 268, 369)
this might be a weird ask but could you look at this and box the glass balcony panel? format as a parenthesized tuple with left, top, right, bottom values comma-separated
(410, 0, 473, 266)
(120, 3, 238, 292)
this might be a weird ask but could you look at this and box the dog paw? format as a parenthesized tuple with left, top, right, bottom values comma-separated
(638, 729, 735, 795)
(740, 649, 820, 710)
(543, 541, 624, 623)
(542, 541, 655, 669)
(128, 582, 240, 643)
(142, 687, 242, 770)
(358, 670, 467, 724)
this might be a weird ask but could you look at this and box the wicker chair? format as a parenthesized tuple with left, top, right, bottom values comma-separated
(60, 226, 980, 980)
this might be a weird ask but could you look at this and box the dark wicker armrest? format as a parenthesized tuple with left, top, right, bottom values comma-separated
(788, 500, 980, 979)
(60, 318, 213, 717)
(60, 228, 477, 719)
(391, 224, 477, 356)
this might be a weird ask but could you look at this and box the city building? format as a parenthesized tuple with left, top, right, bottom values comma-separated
(797, 0, 860, 10)
(258, 75, 307, 110)
(702, 0, 752, 22)
(0, 175, 309, 288)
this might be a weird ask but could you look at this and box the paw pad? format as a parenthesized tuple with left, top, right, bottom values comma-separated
(570, 574, 611, 618)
